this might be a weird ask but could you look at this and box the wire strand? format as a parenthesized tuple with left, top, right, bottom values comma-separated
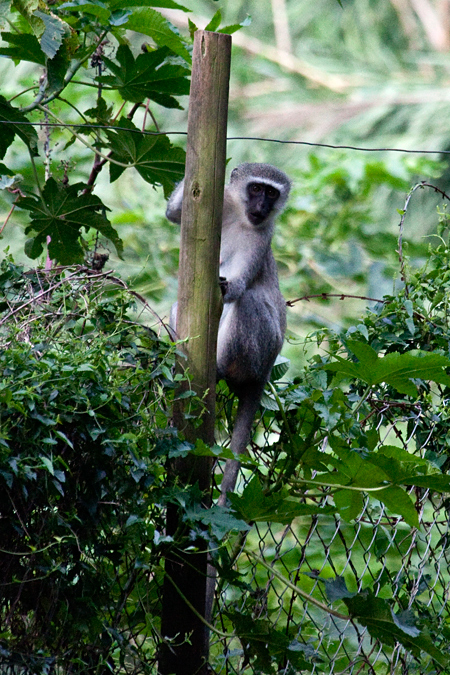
(1, 119, 450, 154)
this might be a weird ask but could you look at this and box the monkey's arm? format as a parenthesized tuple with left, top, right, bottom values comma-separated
(165, 179, 184, 224)
(220, 235, 271, 303)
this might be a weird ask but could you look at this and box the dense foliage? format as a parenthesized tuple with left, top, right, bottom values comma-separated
(3, 0, 450, 673)
(3, 193, 450, 673)
(0, 259, 180, 672)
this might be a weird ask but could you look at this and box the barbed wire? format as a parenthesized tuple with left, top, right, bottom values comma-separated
(1, 119, 449, 154)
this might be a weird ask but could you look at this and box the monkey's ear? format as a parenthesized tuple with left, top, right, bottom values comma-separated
(230, 168, 238, 181)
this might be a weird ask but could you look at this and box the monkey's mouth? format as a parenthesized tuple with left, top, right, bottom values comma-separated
(248, 212, 265, 226)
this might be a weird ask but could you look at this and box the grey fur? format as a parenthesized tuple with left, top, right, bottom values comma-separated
(166, 163, 291, 504)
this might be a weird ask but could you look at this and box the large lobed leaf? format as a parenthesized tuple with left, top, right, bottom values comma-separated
(106, 118, 185, 198)
(19, 178, 123, 264)
(0, 31, 46, 64)
(125, 7, 191, 61)
(99, 44, 190, 107)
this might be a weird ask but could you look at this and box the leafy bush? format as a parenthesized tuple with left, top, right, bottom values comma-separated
(0, 258, 177, 673)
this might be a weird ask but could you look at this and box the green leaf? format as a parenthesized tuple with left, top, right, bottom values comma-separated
(187, 17, 197, 39)
(11, 0, 46, 38)
(333, 488, 364, 521)
(376, 486, 419, 528)
(110, 0, 190, 10)
(0, 95, 38, 158)
(229, 476, 336, 524)
(227, 611, 313, 671)
(205, 9, 221, 31)
(41, 456, 54, 475)
(47, 39, 71, 94)
(125, 8, 191, 62)
(34, 10, 69, 58)
(99, 44, 190, 107)
(402, 474, 450, 492)
(325, 341, 450, 396)
(0, 32, 46, 64)
(58, 0, 111, 22)
(323, 576, 356, 602)
(106, 118, 185, 198)
(19, 178, 123, 264)
(344, 591, 449, 668)
(377, 444, 428, 464)
(191, 440, 235, 460)
(218, 14, 252, 34)
(271, 355, 290, 381)
(189, 505, 250, 539)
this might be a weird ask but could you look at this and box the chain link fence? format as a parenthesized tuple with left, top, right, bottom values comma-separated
(211, 407, 450, 674)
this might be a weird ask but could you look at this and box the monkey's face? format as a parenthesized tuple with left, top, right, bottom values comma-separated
(246, 182, 280, 226)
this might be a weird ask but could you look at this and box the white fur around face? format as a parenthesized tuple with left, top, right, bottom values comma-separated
(245, 176, 287, 193)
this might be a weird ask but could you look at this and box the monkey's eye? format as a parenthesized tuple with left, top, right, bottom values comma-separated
(249, 183, 263, 195)
(266, 186, 280, 200)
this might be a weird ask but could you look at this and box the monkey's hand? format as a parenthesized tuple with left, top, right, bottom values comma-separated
(219, 277, 245, 302)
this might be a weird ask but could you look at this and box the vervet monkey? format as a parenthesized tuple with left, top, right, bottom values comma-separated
(166, 163, 291, 504)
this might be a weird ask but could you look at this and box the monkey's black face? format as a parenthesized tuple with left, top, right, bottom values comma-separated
(246, 182, 280, 225)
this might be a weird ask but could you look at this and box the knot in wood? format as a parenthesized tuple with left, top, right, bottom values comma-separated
(191, 183, 202, 201)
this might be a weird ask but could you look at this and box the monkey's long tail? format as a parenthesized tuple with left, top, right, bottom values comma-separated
(218, 382, 265, 507)
(206, 383, 265, 622)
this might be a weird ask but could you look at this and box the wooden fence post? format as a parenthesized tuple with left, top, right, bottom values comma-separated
(159, 30, 231, 675)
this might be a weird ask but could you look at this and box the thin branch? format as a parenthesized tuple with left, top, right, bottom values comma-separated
(270, 0, 292, 53)
(37, 105, 133, 169)
(286, 292, 385, 307)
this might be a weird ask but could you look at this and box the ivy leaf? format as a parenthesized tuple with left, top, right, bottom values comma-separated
(0, 96, 38, 158)
(19, 178, 123, 264)
(84, 96, 114, 125)
(99, 44, 190, 107)
(106, 118, 185, 197)
(0, 31, 46, 64)
(187, 504, 250, 540)
(344, 591, 449, 668)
